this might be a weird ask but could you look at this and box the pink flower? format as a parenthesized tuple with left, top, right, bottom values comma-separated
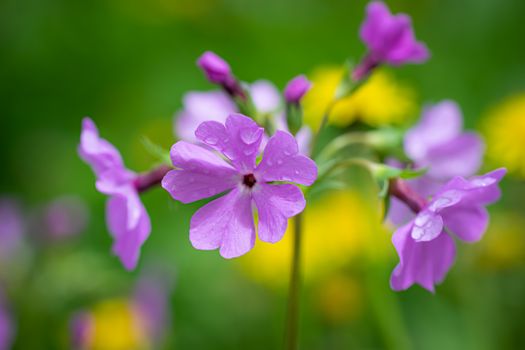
(175, 81, 280, 142)
(388, 101, 485, 226)
(197, 51, 233, 85)
(355, 1, 429, 79)
(404, 100, 484, 180)
(390, 168, 506, 292)
(162, 114, 317, 258)
(78, 118, 150, 270)
(284, 75, 312, 103)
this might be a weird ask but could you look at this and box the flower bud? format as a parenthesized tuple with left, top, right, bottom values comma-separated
(197, 51, 232, 85)
(284, 75, 311, 104)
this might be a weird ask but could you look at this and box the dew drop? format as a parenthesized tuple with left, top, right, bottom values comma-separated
(204, 136, 219, 145)
(470, 177, 496, 187)
(277, 159, 283, 165)
(243, 148, 255, 156)
(240, 127, 263, 144)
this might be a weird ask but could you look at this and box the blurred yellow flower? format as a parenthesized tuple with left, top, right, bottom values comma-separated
(89, 299, 149, 350)
(237, 190, 391, 290)
(303, 66, 416, 128)
(475, 213, 525, 271)
(482, 93, 525, 177)
(314, 273, 363, 325)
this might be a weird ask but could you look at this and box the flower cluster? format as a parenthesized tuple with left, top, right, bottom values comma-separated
(78, 0, 505, 297)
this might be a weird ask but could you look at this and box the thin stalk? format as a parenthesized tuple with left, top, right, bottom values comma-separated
(311, 99, 338, 156)
(284, 213, 303, 350)
(134, 164, 172, 193)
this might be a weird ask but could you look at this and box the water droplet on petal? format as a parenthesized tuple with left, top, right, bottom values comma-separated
(240, 127, 263, 144)
(243, 148, 255, 156)
(470, 177, 496, 187)
(277, 159, 283, 165)
(205, 136, 218, 145)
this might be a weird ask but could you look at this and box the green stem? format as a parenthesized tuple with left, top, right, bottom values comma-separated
(284, 213, 303, 350)
(311, 99, 338, 156)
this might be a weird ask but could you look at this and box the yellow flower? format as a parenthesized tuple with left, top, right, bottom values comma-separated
(89, 299, 149, 350)
(482, 93, 525, 177)
(475, 213, 525, 271)
(303, 66, 416, 128)
(237, 190, 391, 290)
(313, 273, 363, 325)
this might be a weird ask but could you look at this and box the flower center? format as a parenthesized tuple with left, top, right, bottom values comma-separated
(242, 173, 257, 188)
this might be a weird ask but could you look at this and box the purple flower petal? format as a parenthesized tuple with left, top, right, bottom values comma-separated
(424, 133, 484, 179)
(360, 1, 391, 49)
(197, 51, 232, 84)
(189, 188, 255, 258)
(360, 1, 429, 66)
(106, 192, 151, 270)
(162, 141, 238, 203)
(78, 117, 125, 177)
(162, 169, 237, 204)
(391, 223, 456, 292)
(438, 168, 506, 206)
(175, 91, 236, 142)
(251, 80, 281, 113)
(195, 114, 263, 172)
(441, 206, 488, 242)
(411, 210, 444, 242)
(284, 75, 312, 103)
(404, 101, 463, 163)
(295, 126, 312, 156)
(256, 130, 317, 185)
(252, 183, 306, 243)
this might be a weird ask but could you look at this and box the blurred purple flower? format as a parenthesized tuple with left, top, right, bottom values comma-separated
(388, 101, 484, 226)
(175, 80, 280, 143)
(133, 271, 173, 344)
(69, 311, 92, 350)
(405, 100, 484, 180)
(175, 90, 236, 142)
(162, 114, 317, 258)
(174, 81, 312, 154)
(78, 118, 151, 270)
(42, 195, 89, 239)
(0, 199, 24, 259)
(355, 1, 429, 79)
(284, 75, 312, 103)
(390, 168, 506, 292)
(274, 114, 312, 156)
(0, 290, 14, 350)
(197, 51, 233, 85)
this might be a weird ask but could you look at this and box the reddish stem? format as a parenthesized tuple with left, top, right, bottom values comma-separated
(134, 164, 172, 193)
(223, 77, 246, 101)
(352, 54, 379, 82)
(389, 178, 427, 213)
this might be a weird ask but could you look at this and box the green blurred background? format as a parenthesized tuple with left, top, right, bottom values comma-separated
(1, 0, 525, 349)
